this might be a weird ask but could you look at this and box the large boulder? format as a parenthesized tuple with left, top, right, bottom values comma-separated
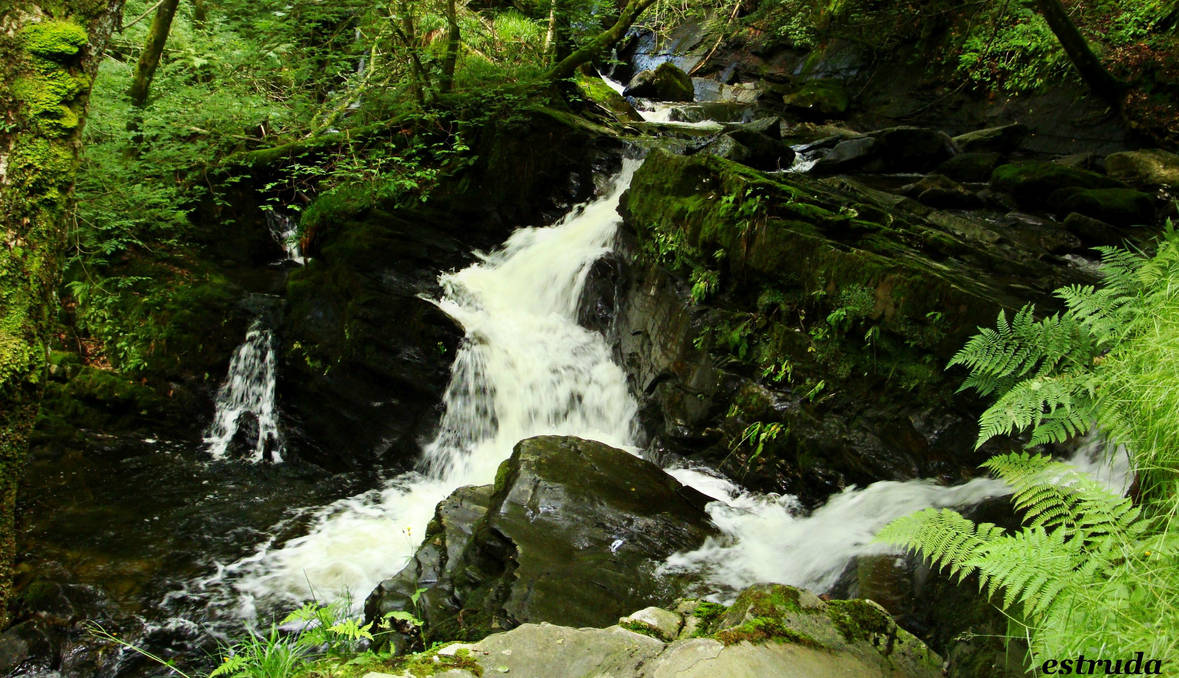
(1105, 149, 1179, 191)
(814, 126, 957, 174)
(624, 62, 695, 102)
(951, 123, 1029, 154)
(936, 152, 1002, 183)
(388, 585, 942, 678)
(1049, 187, 1156, 226)
(365, 436, 719, 642)
(990, 161, 1125, 211)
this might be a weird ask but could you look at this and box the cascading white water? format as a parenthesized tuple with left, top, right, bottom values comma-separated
(204, 152, 1134, 625)
(265, 210, 305, 264)
(215, 161, 642, 615)
(203, 321, 285, 463)
(663, 440, 1132, 601)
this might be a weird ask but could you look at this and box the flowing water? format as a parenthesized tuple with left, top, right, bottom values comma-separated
(663, 440, 1131, 601)
(15, 146, 1138, 677)
(203, 321, 285, 463)
(264, 210, 305, 265)
(206, 160, 643, 617)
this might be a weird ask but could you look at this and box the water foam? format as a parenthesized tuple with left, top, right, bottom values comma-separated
(213, 160, 642, 614)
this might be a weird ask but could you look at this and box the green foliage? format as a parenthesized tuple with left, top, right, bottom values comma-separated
(882, 225, 1179, 667)
(877, 453, 1175, 665)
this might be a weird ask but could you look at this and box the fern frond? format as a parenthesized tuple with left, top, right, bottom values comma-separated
(875, 508, 1005, 581)
(974, 374, 1098, 449)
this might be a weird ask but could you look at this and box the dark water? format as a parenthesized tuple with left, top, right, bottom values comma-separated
(13, 433, 376, 677)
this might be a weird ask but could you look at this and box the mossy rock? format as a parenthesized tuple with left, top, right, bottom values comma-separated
(951, 123, 1028, 154)
(574, 72, 642, 123)
(1105, 148, 1179, 190)
(937, 152, 1002, 183)
(990, 161, 1125, 210)
(624, 62, 694, 102)
(1049, 187, 1156, 226)
(782, 79, 849, 117)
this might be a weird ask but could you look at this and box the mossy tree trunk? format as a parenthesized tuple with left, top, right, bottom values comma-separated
(128, 0, 179, 107)
(546, 0, 656, 81)
(1032, 0, 1129, 106)
(0, 0, 126, 628)
(439, 0, 460, 93)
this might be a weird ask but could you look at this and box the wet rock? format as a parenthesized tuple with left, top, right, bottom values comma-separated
(624, 62, 694, 102)
(990, 161, 1125, 211)
(415, 584, 942, 678)
(782, 79, 849, 117)
(365, 436, 719, 642)
(280, 110, 620, 471)
(936, 152, 1002, 183)
(668, 102, 754, 123)
(0, 623, 52, 675)
(693, 79, 760, 104)
(697, 134, 752, 165)
(900, 174, 983, 209)
(811, 136, 878, 173)
(610, 150, 1089, 504)
(723, 116, 785, 140)
(1062, 212, 1120, 246)
(814, 126, 956, 174)
(710, 124, 796, 171)
(951, 123, 1029, 154)
(1105, 148, 1179, 191)
(781, 123, 863, 147)
(1049, 187, 1156, 226)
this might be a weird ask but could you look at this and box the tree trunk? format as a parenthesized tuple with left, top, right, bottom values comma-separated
(1032, 0, 1129, 106)
(546, 0, 656, 81)
(128, 0, 180, 107)
(439, 0, 460, 93)
(0, 0, 126, 629)
(192, 0, 209, 28)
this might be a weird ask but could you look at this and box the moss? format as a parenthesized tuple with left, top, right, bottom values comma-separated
(1049, 187, 1156, 226)
(990, 161, 1124, 209)
(21, 21, 88, 61)
(825, 599, 895, 646)
(714, 616, 822, 648)
(397, 645, 484, 677)
(620, 619, 669, 640)
(691, 601, 727, 633)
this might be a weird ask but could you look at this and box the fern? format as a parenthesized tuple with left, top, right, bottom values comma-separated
(876, 453, 1161, 662)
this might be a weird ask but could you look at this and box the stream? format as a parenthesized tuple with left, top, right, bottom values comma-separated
(15, 128, 1129, 677)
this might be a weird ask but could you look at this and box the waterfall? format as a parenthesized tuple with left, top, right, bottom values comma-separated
(265, 210, 304, 264)
(215, 160, 642, 615)
(203, 321, 284, 464)
(662, 440, 1132, 601)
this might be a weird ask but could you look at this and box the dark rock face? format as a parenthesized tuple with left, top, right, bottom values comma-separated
(782, 79, 850, 117)
(279, 111, 622, 472)
(624, 62, 695, 102)
(594, 149, 1090, 505)
(364, 436, 719, 642)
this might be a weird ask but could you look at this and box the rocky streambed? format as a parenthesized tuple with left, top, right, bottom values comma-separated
(7, 35, 1165, 678)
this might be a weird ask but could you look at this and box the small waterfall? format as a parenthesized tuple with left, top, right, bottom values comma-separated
(265, 210, 304, 264)
(203, 321, 284, 464)
(663, 440, 1132, 601)
(214, 160, 642, 614)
